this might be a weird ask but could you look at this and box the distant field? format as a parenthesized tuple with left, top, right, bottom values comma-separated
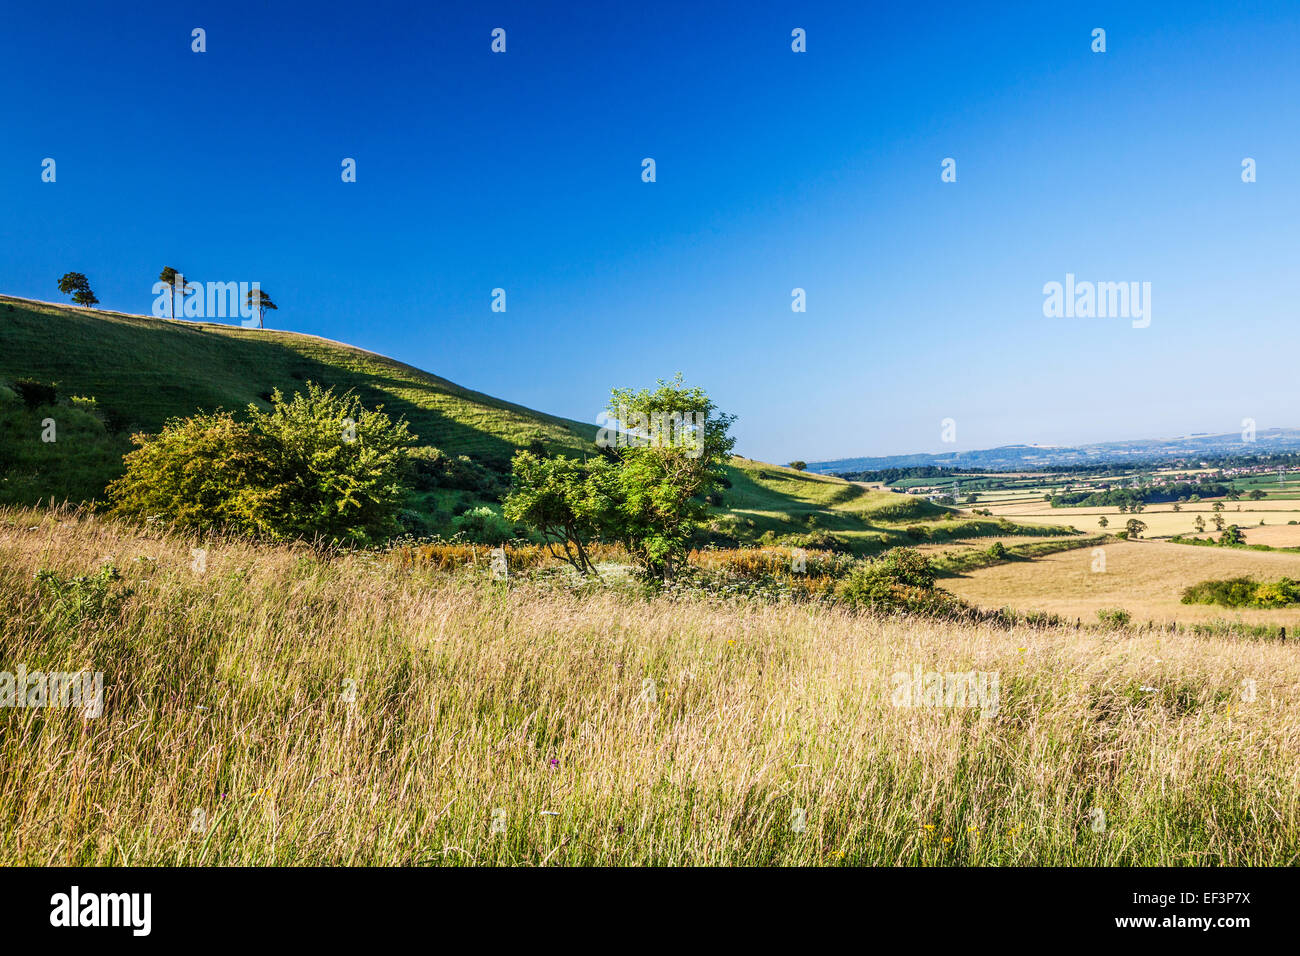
(1243, 524, 1300, 547)
(977, 499, 1300, 538)
(945, 539, 1300, 626)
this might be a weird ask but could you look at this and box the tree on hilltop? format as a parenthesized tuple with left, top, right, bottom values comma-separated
(57, 272, 98, 308)
(246, 288, 277, 329)
(158, 266, 184, 320)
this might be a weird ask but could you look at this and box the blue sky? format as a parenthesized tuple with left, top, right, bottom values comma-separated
(3, 1, 1297, 464)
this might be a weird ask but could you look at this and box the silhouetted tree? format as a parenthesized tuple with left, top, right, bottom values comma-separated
(57, 272, 98, 307)
(159, 266, 184, 320)
(246, 289, 277, 329)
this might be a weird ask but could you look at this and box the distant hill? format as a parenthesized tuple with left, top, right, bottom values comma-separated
(808, 431, 1300, 474)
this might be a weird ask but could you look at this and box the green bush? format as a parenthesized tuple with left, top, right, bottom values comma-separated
(1181, 576, 1300, 609)
(987, 541, 1007, 559)
(108, 383, 413, 545)
(451, 506, 516, 545)
(1096, 607, 1132, 628)
(408, 446, 505, 497)
(775, 529, 851, 553)
(13, 379, 57, 409)
(395, 507, 440, 537)
(834, 548, 962, 615)
(1219, 525, 1245, 545)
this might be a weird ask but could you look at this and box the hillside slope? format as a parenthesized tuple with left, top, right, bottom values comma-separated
(1, 294, 1031, 549)
(0, 295, 597, 463)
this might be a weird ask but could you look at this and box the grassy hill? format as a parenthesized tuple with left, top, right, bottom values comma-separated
(1, 294, 1066, 549)
(0, 294, 597, 458)
(0, 294, 598, 515)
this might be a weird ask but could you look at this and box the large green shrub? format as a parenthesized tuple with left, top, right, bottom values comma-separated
(502, 453, 618, 571)
(107, 383, 412, 544)
(504, 376, 736, 581)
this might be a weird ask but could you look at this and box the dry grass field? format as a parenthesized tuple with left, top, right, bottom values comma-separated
(1243, 524, 1300, 548)
(946, 539, 1300, 626)
(3, 507, 1300, 865)
(979, 500, 1300, 538)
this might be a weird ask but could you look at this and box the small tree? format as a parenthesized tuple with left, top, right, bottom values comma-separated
(1212, 501, 1224, 513)
(246, 288, 278, 329)
(1172, 502, 1181, 512)
(503, 453, 617, 574)
(602, 376, 736, 580)
(1194, 515, 1205, 533)
(1098, 516, 1108, 529)
(1219, 525, 1244, 546)
(1126, 518, 1147, 539)
(1250, 489, 1266, 501)
(57, 272, 98, 307)
(159, 266, 183, 320)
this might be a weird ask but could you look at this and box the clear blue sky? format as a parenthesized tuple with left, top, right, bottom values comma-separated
(3, 1, 1297, 464)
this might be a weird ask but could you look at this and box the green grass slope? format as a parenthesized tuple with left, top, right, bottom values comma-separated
(0, 295, 599, 510)
(0, 295, 596, 459)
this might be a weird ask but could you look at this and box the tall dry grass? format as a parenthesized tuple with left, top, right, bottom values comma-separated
(2, 505, 1298, 865)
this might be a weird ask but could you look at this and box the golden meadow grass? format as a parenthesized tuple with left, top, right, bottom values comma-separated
(2, 506, 1299, 865)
